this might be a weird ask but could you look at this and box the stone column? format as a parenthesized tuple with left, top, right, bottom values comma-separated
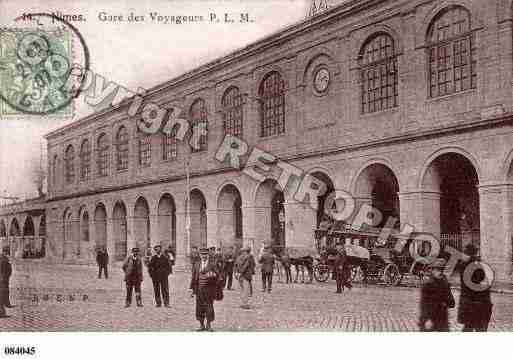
(89, 218, 98, 263)
(206, 210, 218, 248)
(283, 199, 317, 249)
(252, 205, 271, 254)
(14, 236, 23, 259)
(149, 214, 159, 247)
(175, 210, 188, 269)
(478, 184, 512, 282)
(71, 218, 80, 262)
(126, 216, 137, 251)
(106, 217, 116, 262)
(399, 191, 441, 237)
(242, 205, 256, 251)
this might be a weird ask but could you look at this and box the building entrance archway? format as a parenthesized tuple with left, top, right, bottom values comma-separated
(422, 153, 480, 252)
(354, 163, 400, 229)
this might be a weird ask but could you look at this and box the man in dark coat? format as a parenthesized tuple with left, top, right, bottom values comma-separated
(0, 247, 13, 318)
(419, 258, 455, 331)
(457, 244, 493, 331)
(148, 245, 171, 308)
(122, 247, 144, 308)
(191, 247, 219, 331)
(333, 245, 351, 293)
(223, 246, 235, 290)
(96, 247, 109, 279)
(259, 245, 275, 293)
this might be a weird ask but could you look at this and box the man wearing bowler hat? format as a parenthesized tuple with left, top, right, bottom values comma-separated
(191, 247, 219, 331)
(122, 247, 144, 308)
(148, 244, 171, 307)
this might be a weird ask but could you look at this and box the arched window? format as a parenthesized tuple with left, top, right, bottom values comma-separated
(222, 86, 243, 138)
(360, 33, 398, 114)
(116, 126, 129, 171)
(97, 133, 109, 177)
(189, 98, 208, 152)
(80, 139, 91, 181)
(427, 6, 476, 98)
(259, 71, 285, 137)
(64, 145, 75, 184)
(138, 131, 151, 166)
(162, 127, 177, 161)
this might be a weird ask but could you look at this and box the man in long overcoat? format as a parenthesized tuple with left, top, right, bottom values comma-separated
(191, 247, 219, 331)
(419, 258, 455, 331)
(0, 247, 13, 317)
(122, 247, 144, 308)
(148, 244, 171, 307)
(457, 244, 493, 331)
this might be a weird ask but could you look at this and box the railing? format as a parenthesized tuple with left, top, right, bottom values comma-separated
(440, 231, 480, 254)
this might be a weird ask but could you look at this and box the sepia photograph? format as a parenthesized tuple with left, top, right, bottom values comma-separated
(0, 0, 512, 356)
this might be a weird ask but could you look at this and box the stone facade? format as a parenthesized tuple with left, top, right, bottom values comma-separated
(2, 0, 513, 281)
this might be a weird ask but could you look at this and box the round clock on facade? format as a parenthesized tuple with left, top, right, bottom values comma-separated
(313, 67, 330, 94)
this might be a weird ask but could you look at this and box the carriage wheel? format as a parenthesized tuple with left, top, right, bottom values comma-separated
(313, 264, 330, 283)
(383, 264, 401, 286)
(350, 265, 365, 283)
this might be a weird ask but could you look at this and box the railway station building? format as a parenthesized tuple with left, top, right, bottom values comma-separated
(2, 0, 513, 281)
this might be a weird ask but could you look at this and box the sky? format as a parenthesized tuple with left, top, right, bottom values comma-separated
(0, 0, 312, 203)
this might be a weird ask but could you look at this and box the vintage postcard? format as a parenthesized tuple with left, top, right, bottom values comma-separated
(0, 0, 512, 355)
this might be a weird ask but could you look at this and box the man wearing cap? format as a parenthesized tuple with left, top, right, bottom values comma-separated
(0, 247, 13, 318)
(122, 248, 144, 308)
(191, 247, 219, 331)
(457, 244, 493, 331)
(235, 246, 252, 309)
(419, 258, 455, 331)
(148, 244, 171, 308)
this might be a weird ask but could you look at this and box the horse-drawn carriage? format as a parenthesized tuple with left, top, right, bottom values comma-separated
(313, 228, 432, 286)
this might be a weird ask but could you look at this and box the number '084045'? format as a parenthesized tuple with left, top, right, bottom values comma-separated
(4, 346, 36, 355)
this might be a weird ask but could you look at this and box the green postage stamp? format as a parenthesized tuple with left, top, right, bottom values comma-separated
(0, 27, 74, 116)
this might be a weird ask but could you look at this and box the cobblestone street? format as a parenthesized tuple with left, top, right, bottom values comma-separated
(1, 262, 512, 332)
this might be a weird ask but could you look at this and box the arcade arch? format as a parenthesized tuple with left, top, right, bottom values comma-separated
(421, 152, 480, 252)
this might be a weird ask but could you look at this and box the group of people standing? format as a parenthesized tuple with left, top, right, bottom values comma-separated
(419, 244, 493, 332)
(121, 245, 175, 308)
(188, 244, 281, 330)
